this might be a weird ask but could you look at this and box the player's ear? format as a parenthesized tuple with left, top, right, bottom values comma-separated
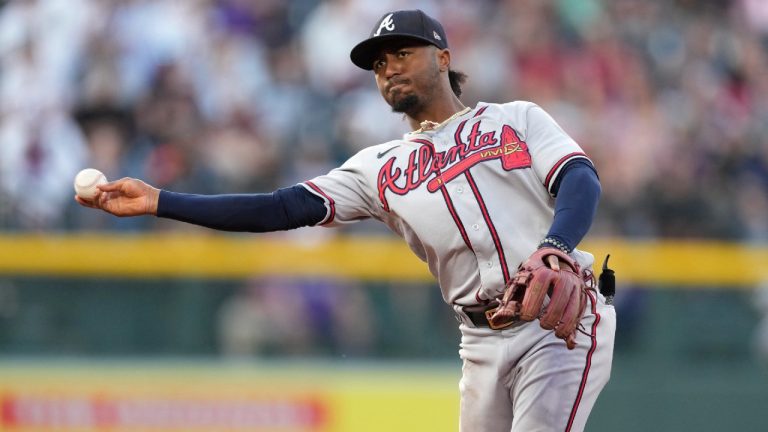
(436, 48, 451, 72)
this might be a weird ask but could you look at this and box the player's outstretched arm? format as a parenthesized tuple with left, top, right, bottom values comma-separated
(75, 178, 160, 217)
(76, 179, 327, 232)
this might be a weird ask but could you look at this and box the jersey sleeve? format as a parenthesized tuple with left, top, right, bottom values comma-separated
(519, 103, 591, 195)
(300, 149, 379, 227)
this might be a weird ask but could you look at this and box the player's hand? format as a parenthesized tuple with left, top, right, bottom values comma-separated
(75, 177, 160, 217)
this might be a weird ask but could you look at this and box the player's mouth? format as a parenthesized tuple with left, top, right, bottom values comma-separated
(386, 79, 410, 94)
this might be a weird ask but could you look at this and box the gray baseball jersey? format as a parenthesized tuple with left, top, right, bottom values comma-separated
(302, 100, 615, 432)
(303, 101, 593, 306)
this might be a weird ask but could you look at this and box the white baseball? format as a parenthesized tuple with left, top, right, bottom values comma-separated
(74, 168, 108, 200)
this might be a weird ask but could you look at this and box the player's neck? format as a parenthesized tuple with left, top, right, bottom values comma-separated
(407, 97, 467, 132)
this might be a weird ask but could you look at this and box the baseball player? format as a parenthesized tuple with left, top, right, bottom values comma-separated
(77, 10, 615, 432)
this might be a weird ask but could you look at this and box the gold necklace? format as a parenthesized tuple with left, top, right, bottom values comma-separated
(411, 107, 471, 134)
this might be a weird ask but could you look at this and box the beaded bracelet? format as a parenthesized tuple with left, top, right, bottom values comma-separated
(538, 237, 571, 254)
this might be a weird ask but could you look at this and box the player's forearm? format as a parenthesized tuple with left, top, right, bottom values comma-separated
(156, 185, 327, 232)
(542, 161, 601, 253)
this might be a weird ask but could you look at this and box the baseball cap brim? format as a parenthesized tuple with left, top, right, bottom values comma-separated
(350, 34, 438, 70)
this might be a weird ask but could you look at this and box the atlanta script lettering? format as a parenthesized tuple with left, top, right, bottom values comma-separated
(377, 120, 531, 211)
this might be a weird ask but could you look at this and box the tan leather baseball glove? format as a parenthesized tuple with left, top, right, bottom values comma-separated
(488, 247, 587, 349)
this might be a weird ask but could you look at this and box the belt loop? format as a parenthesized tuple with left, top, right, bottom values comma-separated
(453, 307, 472, 326)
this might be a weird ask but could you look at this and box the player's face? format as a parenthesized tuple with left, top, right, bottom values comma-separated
(372, 42, 441, 115)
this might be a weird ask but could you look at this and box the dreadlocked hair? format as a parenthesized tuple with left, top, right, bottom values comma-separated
(449, 69, 468, 98)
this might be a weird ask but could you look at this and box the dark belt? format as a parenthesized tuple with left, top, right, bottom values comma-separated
(462, 302, 518, 330)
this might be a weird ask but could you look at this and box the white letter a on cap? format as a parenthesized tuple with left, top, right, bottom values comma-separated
(374, 13, 395, 36)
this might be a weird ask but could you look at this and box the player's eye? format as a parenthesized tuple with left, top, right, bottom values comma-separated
(373, 59, 386, 70)
(397, 50, 410, 58)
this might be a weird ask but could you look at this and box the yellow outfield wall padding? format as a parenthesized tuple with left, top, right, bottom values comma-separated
(0, 362, 460, 432)
(0, 233, 766, 286)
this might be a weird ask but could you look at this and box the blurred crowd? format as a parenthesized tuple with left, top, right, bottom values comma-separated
(0, 0, 768, 355)
(0, 0, 766, 240)
(3, 0, 768, 360)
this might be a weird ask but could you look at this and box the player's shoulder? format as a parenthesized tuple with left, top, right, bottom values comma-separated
(474, 101, 544, 129)
(341, 139, 407, 165)
(477, 100, 540, 115)
(362, 139, 407, 157)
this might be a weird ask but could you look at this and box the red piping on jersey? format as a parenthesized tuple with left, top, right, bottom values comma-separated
(410, 139, 474, 251)
(565, 289, 601, 432)
(439, 185, 474, 251)
(473, 106, 488, 117)
(464, 171, 511, 285)
(544, 152, 587, 193)
(304, 181, 336, 225)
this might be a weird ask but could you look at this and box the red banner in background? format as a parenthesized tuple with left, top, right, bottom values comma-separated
(1, 393, 327, 430)
(0, 363, 459, 432)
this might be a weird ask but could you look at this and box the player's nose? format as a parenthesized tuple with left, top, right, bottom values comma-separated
(381, 54, 402, 78)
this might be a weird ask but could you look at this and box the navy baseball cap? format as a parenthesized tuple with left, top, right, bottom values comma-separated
(350, 9, 448, 70)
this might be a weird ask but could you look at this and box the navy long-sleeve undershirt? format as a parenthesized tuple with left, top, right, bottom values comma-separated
(157, 185, 327, 232)
(156, 160, 600, 253)
(546, 159, 601, 252)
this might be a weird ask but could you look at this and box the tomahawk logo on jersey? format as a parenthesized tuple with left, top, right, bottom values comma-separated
(376, 116, 532, 209)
